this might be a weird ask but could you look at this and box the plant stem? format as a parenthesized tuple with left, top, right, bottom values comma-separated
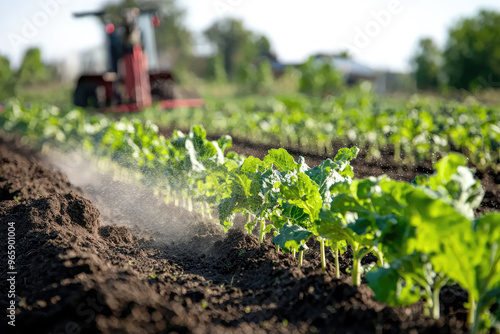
(298, 250, 304, 266)
(206, 202, 212, 219)
(430, 277, 448, 320)
(432, 285, 441, 320)
(467, 293, 477, 334)
(320, 238, 326, 274)
(245, 213, 251, 233)
(293, 249, 296, 259)
(200, 202, 205, 217)
(276, 244, 280, 252)
(352, 258, 361, 286)
(259, 219, 265, 244)
(334, 249, 340, 279)
(352, 250, 362, 286)
(375, 250, 384, 267)
(394, 142, 401, 162)
(471, 299, 481, 334)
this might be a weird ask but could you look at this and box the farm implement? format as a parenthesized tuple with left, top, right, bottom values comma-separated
(72, 7, 203, 112)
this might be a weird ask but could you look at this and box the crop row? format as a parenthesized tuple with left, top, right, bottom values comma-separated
(138, 92, 500, 171)
(1, 100, 499, 333)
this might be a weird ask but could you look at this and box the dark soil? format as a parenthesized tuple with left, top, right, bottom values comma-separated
(0, 137, 489, 333)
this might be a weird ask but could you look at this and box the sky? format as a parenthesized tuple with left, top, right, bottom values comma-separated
(1, 0, 500, 72)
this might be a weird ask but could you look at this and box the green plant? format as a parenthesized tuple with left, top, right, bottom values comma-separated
(1, 100, 499, 333)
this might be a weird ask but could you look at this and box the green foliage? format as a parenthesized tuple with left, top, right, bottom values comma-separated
(299, 57, 344, 97)
(366, 253, 446, 318)
(412, 202, 500, 332)
(237, 60, 274, 94)
(443, 10, 500, 90)
(151, 93, 500, 172)
(413, 153, 484, 220)
(206, 54, 227, 83)
(256, 61, 274, 92)
(17, 48, 49, 85)
(412, 38, 441, 90)
(1, 99, 499, 333)
(0, 54, 16, 101)
(204, 18, 272, 78)
(154, 0, 194, 68)
(272, 223, 312, 253)
(264, 148, 298, 172)
(279, 172, 322, 222)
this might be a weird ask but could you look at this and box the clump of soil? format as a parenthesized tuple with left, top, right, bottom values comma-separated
(99, 225, 136, 245)
(0, 138, 75, 202)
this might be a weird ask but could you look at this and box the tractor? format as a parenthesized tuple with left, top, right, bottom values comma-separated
(73, 7, 203, 112)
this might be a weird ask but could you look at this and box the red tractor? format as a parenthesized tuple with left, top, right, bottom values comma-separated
(73, 7, 203, 112)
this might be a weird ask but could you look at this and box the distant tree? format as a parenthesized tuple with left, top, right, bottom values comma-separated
(236, 60, 274, 93)
(256, 60, 273, 92)
(336, 50, 352, 59)
(153, 0, 193, 68)
(204, 19, 249, 77)
(0, 55, 13, 86)
(204, 18, 272, 78)
(0, 55, 16, 100)
(255, 36, 271, 57)
(411, 38, 441, 90)
(299, 57, 344, 97)
(443, 10, 500, 90)
(206, 54, 227, 83)
(17, 48, 49, 85)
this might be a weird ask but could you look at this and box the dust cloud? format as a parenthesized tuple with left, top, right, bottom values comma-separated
(44, 151, 224, 248)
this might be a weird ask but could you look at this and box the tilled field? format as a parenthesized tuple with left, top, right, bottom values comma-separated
(0, 137, 496, 333)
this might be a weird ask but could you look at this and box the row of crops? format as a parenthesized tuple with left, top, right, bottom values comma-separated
(137, 92, 500, 171)
(1, 100, 499, 333)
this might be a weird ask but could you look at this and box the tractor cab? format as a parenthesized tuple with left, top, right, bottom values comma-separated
(73, 7, 202, 112)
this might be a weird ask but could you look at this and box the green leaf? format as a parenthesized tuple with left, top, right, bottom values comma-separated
(316, 210, 357, 246)
(433, 153, 468, 183)
(224, 159, 239, 172)
(272, 223, 313, 252)
(279, 172, 323, 221)
(281, 202, 309, 227)
(408, 188, 470, 254)
(379, 179, 414, 206)
(338, 163, 354, 179)
(218, 197, 237, 225)
(184, 139, 206, 172)
(241, 156, 269, 173)
(306, 159, 345, 200)
(366, 260, 422, 307)
(414, 153, 484, 219)
(217, 134, 233, 152)
(334, 146, 359, 163)
(329, 193, 372, 217)
(244, 216, 258, 234)
(264, 148, 298, 172)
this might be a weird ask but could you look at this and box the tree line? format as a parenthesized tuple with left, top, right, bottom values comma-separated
(1, 1, 499, 97)
(412, 10, 500, 91)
